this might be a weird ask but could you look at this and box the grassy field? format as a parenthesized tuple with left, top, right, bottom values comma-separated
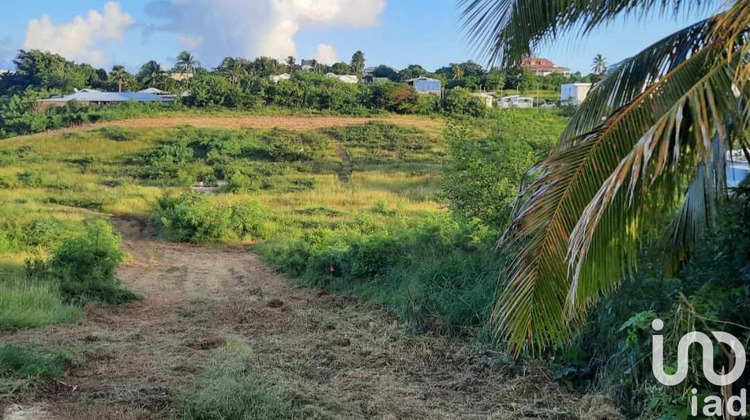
(0, 110, 577, 417)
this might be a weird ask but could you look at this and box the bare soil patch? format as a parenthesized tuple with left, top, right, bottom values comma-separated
(1, 216, 618, 419)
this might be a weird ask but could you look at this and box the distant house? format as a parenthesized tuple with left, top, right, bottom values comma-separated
(521, 58, 570, 77)
(300, 59, 316, 71)
(472, 92, 495, 108)
(170, 72, 193, 81)
(270, 73, 292, 83)
(138, 87, 170, 96)
(498, 95, 534, 109)
(363, 66, 377, 77)
(325, 73, 358, 84)
(36, 89, 173, 110)
(406, 77, 442, 95)
(561, 83, 592, 105)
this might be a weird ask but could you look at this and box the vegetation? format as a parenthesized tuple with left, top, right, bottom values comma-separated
(0, 346, 73, 386)
(178, 339, 297, 419)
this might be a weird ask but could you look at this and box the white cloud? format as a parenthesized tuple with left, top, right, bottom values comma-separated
(313, 44, 339, 65)
(22, 2, 134, 67)
(145, 0, 386, 65)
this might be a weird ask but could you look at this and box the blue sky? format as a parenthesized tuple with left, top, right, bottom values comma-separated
(0, 1, 716, 74)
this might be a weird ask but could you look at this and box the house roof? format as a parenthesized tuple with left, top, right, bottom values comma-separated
(37, 89, 174, 103)
(521, 58, 570, 72)
(406, 77, 440, 83)
(138, 87, 168, 95)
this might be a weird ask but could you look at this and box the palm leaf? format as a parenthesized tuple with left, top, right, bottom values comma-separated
(495, 34, 747, 355)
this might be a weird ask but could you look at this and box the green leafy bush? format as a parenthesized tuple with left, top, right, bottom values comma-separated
(442, 88, 487, 117)
(30, 219, 138, 304)
(265, 129, 331, 162)
(16, 170, 44, 187)
(157, 192, 271, 243)
(441, 125, 540, 228)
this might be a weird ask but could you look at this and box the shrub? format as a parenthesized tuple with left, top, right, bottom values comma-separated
(157, 192, 271, 243)
(265, 129, 331, 162)
(441, 125, 538, 228)
(32, 219, 139, 304)
(16, 170, 44, 187)
(442, 88, 487, 118)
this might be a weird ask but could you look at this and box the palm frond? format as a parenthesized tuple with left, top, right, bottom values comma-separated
(459, 0, 719, 67)
(495, 40, 745, 355)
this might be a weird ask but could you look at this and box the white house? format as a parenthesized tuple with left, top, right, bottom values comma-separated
(499, 95, 534, 109)
(270, 73, 291, 83)
(472, 92, 495, 108)
(325, 73, 359, 84)
(561, 83, 593, 106)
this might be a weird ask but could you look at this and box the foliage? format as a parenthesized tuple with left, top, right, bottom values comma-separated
(441, 125, 541, 228)
(0, 281, 80, 330)
(442, 88, 487, 117)
(178, 339, 296, 419)
(461, 0, 750, 356)
(0, 345, 73, 379)
(29, 219, 139, 304)
(265, 129, 331, 162)
(94, 126, 135, 142)
(261, 215, 502, 335)
(157, 191, 271, 243)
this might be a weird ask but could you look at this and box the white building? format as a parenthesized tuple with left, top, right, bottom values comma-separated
(270, 73, 291, 83)
(325, 73, 359, 84)
(561, 83, 593, 106)
(472, 92, 495, 108)
(499, 95, 534, 109)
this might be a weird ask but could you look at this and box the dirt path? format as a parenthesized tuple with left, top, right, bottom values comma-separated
(1, 217, 616, 419)
(18, 115, 444, 139)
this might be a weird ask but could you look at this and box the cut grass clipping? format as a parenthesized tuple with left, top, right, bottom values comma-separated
(178, 338, 296, 419)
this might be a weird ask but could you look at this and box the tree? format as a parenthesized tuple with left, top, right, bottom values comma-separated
(110, 65, 129, 92)
(285, 56, 296, 71)
(371, 65, 399, 81)
(461, 0, 750, 354)
(591, 54, 607, 75)
(137, 61, 164, 88)
(452, 65, 465, 80)
(398, 64, 428, 81)
(175, 51, 200, 75)
(218, 57, 246, 84)
(350, 51, 365, 75)
(330, 62, 351, 75)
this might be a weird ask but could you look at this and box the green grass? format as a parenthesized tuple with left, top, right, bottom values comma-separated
(0, 345, 73, 378)
(178, 339, 298, 419)
(0, 281, 80, 329)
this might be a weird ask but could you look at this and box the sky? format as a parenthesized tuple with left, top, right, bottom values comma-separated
(0, 0, 720, 74)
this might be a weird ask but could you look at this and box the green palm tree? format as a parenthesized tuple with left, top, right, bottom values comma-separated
(218, 57, 246, 84)
(109, 65, 128, 92)
(351, 51, 366, 74)
(137, 61, 164, 88)
(591, 54, 607, 75)
(175, 51, 200, 75)
(461, 0, 750, 355)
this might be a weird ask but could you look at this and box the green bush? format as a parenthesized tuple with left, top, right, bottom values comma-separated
(30, 219, 139, 304)
(157, 192, 271, 243)
(16, 170, 44, 187)
(441, 125, 540, 228)
(442, 88, 487, 118)
(265, 129, 331, 162)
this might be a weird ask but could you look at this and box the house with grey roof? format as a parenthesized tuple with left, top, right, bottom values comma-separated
(36, 89, 174, 110)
